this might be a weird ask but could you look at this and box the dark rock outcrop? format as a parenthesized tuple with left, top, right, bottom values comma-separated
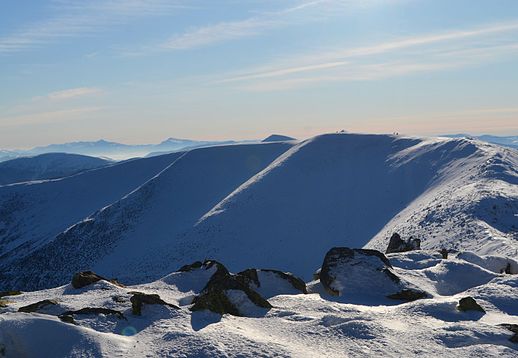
(18, 299, 58, 313)
(60, 307, 126, 320)
(457, 297, 485, 313)
(439, 248, 449, 259)
(178, 260, 229, 276)
(71, 271, 124, 289)
(0, 291, 22, 298)
(130, 293, 179, 315)
(499, 323, 518, 343)
(237, 268, 307, 295)
(191, 266, 272, 316)
(385, 233, 421, 254)
(387, 289, 428, 302)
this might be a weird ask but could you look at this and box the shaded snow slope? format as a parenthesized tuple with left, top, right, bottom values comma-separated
(0, 153, 110, 186)
(0, 251, 517, 357)
(181, 133, 517, 278)
(0, 152, 183, 273)
(2, 143, 292, 290)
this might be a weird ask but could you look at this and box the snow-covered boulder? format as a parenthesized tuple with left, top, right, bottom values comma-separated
(191, 266, 272, 316)
(130, 292, 179, 315)
(385, 233, 421, 254)
(237, 269, 307, 298)
(319, 247, 427, 301)
(71, 271, 124, 289)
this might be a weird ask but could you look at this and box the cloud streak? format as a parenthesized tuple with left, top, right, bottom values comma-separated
(215, 21, 518, 91)
(0, 107, 102, 128)
(0, 0, 187, 53)
(158, 0, 398, 51)
(47, 87, 102, 100)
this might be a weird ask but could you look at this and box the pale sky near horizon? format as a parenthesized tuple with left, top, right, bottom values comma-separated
(1, 0, 518, 149)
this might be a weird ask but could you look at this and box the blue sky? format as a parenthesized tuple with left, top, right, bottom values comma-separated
(1, 0, 518, 148)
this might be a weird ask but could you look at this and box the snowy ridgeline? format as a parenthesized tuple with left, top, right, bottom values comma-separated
(0, 247, 517, 357)
(0, 133, 517, 292)
(0, 153, 111, 186)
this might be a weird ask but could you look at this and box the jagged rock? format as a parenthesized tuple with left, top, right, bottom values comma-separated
(387, 289, 428, 302)
(386, 233, 421, 254)
(60, 307, 126, 320)
(320, 247, 397, 296)
(130, 293, 180, 315)
(457, 297, 485, 313)
(313, 268, 321, 281)
(191, 268, 272, 316)
(0, 291, 22, 308)
(0, 291, 22, 298)
(237, 269, 260, 287)
(178, 260, 229, 275)
(178, 261, 203, 272)
(59, 314, 76, 324)
(499, 323, 518, 343)
(237, 268, 307, 297)
(18, 299, 58, 313)
(111, 295, 127, 303)
(71, 271, 124, 289)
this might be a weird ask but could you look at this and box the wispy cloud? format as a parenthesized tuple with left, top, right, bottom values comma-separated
(0, 107, 102, 128)
(215, 21, 518, 91)
(161, 17, 279, 50)
(47, 87, 102, 100)
(158, 0, 398, 51)
(0, 0, 188, 53)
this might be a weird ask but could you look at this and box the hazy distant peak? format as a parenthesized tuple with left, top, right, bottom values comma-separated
(262, 134, 296, 142)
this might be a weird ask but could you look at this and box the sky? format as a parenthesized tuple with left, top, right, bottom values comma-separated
(1, 0, 518, 149)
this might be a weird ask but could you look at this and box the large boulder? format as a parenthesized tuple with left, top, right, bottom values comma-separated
(457, 297, 485, 313)
(319, 247, 427, 301)
(130, 292, 179, 315)
(499, 324, 518, 343)
(18, 299, 58, 313)
(385, 233, 421, 254)
(191, 267, 272, 316)
(71, 271, 124, 289)
(237, 269, 307, 298)
(59, 307, 126, 323)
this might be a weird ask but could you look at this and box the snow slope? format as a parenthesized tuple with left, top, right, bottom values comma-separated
(0, 153, 110, 186)
(0, 250, 517, 357)
(181, 133, 517, 278)
(0, 152, 184, 274)
(1, 142, 293, 290)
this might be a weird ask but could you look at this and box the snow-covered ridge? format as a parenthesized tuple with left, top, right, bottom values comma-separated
(0, 133, 516, 291)
(0, 153, 111, 186)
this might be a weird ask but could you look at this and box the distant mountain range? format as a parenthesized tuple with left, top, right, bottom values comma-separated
(0, 138, 240, 162)
(443, 134, 518, 149)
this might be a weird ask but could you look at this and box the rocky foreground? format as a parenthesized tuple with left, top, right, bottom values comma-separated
(1, 245, 517, 357)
